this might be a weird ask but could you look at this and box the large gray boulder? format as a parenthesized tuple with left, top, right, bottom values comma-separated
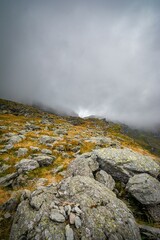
(126, 173, 160, 222)
(15, 159, 39, 172)
(65, 153, 99, 178)
(93, 148, 160, 183)
(10, 176, 141, 240)
(126, 173, 160, 205)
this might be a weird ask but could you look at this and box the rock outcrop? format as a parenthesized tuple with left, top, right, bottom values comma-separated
(92, 148, 160, 183)
(10, 176, 141, 240)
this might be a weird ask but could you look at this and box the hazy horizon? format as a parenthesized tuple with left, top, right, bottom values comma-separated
(0, 0, 160, 128)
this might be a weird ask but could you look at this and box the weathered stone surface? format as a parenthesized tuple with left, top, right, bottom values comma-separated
(10, 176, 141, 240)
(33, 155, 55, 167)
(139, 224, 160, 240)
(126, 173, 160, 205)
(65, 153, 99, 178)
(93, 148, 160, 183)
(95, 170, 115, 190)
(17, 147, 28, 157)
(15, 159, 39, 172)
(0, 172, 18, 187)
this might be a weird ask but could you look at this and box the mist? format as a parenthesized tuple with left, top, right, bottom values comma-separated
(0, 0, 160, 128)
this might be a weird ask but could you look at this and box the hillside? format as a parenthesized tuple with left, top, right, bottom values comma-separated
(0, 99, 160, 240)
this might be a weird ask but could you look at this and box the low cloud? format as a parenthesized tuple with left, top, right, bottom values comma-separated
(0, 0, 160, 128)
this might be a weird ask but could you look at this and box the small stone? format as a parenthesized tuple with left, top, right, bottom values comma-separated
(41, 149, 52, 155)
(50, 209, 65, 222)
(75, 216, 82, 229)
(17, 148, 28, 157)
(65, 224, 74, 240)
(74, 206, 82, 215)
(69, 213, 76, 224)
(64, 205, 71, 215)
(4, 212, 11, 219)
(5, 144, 13, 150)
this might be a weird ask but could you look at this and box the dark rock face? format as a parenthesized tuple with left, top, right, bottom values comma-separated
(10, 176, 141, 240)
(93, 148, 160, 183)
(138, 224, 160, 240)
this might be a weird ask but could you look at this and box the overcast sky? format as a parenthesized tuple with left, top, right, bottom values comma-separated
(0, 0, 160, 128)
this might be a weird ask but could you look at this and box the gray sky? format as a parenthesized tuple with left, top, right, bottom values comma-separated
(0, 0, 160, 128)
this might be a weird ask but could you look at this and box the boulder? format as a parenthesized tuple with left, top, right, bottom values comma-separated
(15, 159, 39, 172)
(126, 173, 160, 222)
(33, 155, 55, 167)
(95, 170, 115, 190)
(93, 148, 160, 183)
(65, 153, 99, 178)
(126, 173, 160, 205)
(10, 176, 141, 240)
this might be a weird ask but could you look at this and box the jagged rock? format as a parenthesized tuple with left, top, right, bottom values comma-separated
(10, 176, 141, 240)
(93, 148, 160, 183)
(15, 159, 39, 172)
(33, 155, 55, 167)
(138, 224, 160, 240)
(41, 149, 52, 155)
(95, 170, 115, 190)
(0, 172, 18, 187)
(17, 148, 28, 157)
(126, 173, 160, 205)
(65, 153, 99, 178)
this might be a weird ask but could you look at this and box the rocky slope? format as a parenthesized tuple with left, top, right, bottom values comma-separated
(0, 98, 160, 240)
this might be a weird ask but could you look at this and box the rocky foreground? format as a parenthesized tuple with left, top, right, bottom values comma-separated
(0, 99, 160, 240)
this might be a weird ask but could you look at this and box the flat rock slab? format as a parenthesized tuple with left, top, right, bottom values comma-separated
(93, 148, 160, 183)
(126, 173, 160, 205)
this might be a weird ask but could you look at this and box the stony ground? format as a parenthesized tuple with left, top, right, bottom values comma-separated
(0, 99, 160, 239)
